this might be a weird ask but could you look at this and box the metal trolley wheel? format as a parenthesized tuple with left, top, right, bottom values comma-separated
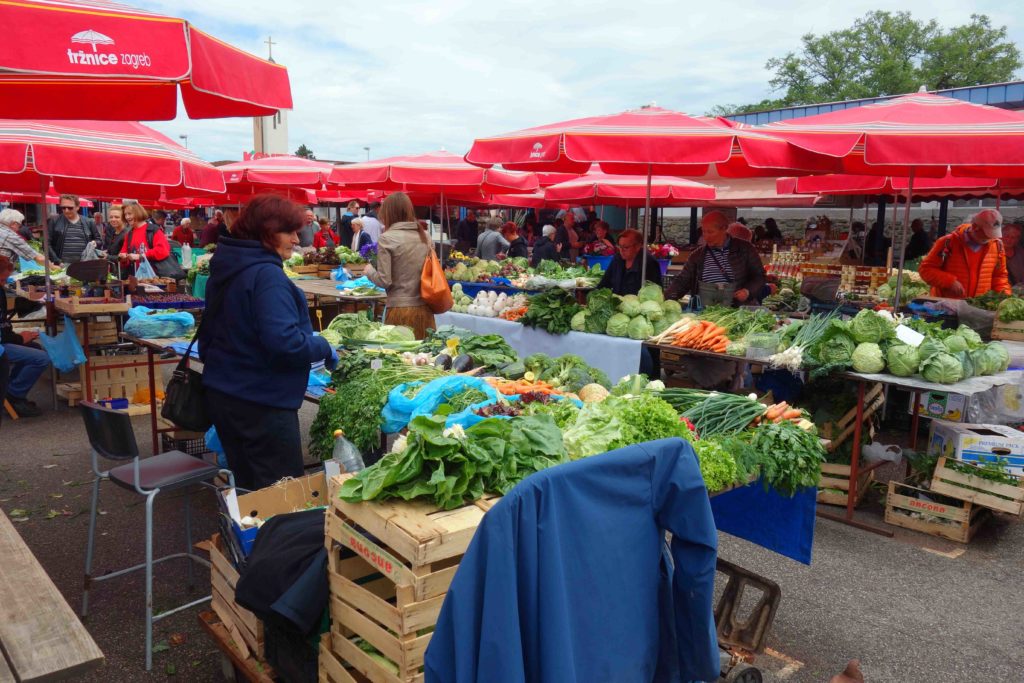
(723, 663, 763, 683)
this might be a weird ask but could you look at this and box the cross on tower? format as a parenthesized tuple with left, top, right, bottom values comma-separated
(264, 36, 277, 60)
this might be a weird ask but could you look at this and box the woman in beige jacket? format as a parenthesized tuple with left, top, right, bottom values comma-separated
(365, 192, 435, 338)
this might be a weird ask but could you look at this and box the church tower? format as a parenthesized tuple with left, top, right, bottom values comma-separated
(253, 36, 289, 155)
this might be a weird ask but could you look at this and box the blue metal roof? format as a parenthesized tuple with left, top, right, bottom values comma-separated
(726, 81, 1024, 124)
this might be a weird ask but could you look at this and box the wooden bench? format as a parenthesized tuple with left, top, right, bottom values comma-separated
(0, 508, 104, 681)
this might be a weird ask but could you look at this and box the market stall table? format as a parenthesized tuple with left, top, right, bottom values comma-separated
(436, 311, 643, 383)
(0, 508, 104, 682)
(291, 278, 385, 323)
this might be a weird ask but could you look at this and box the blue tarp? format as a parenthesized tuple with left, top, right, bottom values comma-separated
(710, 480, 817, 565)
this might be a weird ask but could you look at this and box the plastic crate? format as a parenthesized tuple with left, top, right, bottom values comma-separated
(161, 432, 210, 457)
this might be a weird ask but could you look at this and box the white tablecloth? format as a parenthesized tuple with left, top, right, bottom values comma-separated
(436, 312, 642, 381)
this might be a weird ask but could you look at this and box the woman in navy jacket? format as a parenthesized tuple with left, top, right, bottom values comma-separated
(200, 195, 336, 489)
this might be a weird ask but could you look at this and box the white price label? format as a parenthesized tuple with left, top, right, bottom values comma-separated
(370, 359, 383, 370)
(895, 324, 925, 348)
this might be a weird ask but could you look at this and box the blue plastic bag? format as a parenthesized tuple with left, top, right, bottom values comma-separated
(123, 306, 195, 339)
(331, 266, 350, 282)
(444, 393, 583, 429)
(336, 276, 383, 292)
(306, 366, 331, 398)
(205, 426, 228, 469)
(381, 376, 499, 433)
(37, 315, 87, 372)
(18, 256, 38, 272)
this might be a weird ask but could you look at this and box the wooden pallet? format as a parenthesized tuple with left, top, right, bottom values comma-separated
(884, 478, 990, 543)
(817, 462, 874, 507)
(930, 457, 1024, 516)
(209, 534, 265, 660)
(322, 475, 498, 683)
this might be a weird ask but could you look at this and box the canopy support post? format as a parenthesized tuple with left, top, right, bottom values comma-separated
(689, 207, 699, 245)
(874, 196, 888, 260)
(937, 198, 949, 236)
(892, 170, 915, 307)
(641, 164, 652, 282)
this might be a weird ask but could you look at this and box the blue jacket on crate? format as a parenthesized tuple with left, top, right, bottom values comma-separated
(424, 438, 720, 683)
(199, 236, 332, 410)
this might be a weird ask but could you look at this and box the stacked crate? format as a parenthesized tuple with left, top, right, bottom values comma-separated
(320, 476, 499, 683)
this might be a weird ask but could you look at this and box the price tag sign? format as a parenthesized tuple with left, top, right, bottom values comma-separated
(370, 358, 383, 370)
(895, 324, 925, 348)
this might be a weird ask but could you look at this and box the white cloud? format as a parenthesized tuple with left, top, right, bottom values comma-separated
(144, 0, 1024, 163)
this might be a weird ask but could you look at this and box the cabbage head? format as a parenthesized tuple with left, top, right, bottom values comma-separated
(571, 310, 589, 332)
(886, 345, 920, 377)
(921, 352, 964, 384)
(918, 337, 946, 362)
(627, 315, 655, 340)
(987, 342, 1010, 372)
(661, 299, 683, 316)
(850, 309, 891, 344)
(619, 295, 642, 317)
(637, 283, 664, 304)
(969, 348, 993, 376)
(851, 342, 885, 374)
(606, 313, 631, 337)
(956, 324, 983, 349)
(943, 334, 968, 354)
(651, 317, 673, 337)
(955, 350, 975, 379)
(639, 300, 664, 321)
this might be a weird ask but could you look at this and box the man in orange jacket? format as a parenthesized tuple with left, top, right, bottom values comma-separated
(918, 209, 1011, 299)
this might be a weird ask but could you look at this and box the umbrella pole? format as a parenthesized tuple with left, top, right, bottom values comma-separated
(892, 170, 915, 307)
(39, 176, 58, 410)
(439, 191, 445, 261)
(995, 180, 1001, 212)
(641, 164, 652, 282)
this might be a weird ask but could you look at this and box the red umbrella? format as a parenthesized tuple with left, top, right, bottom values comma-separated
(466, 105, 837, 278)
(0, 0, 292, 120)
(219, 155, 336, 191)
(0, 189, 94, 208)
(329, 150, 538, 194)
(544, 170, 715, 205)
(757, 91, 1024, 178)
(466, 105, 836, 176)
(0, 119, 226, 199)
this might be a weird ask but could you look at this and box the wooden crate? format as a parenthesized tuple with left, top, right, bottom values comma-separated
(88, 352, 151, 402)
(293, 265, 320, 274)
(318, 265, 338, 278)
(54, 297, 130, 315)
(209, 534, 265, 660)
(991, 319, 1024, 342)
(820, 382, 884, 453)
(346, 264, 369, 278)
(322, 475, 499, 683)
(884, 478, 990, 543)
(817, 462, 874, 507)
(58, 318, 119, 346)
(930, 457, 1024, 516)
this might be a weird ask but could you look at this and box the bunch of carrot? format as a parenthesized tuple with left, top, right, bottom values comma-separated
(500, 306, 528, 322)
(486, 376, 559, 396)
(752, 401, 805, 425)
(665, 320, 729, 353)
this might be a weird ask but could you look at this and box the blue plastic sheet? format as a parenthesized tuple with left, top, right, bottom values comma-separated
(381, 376, 499, 433)
(710, 480, 817, 565)
(444, 393, 583, 429)
(37, 315, 87, 372)
(331, 266, 349, 282)
(123, 306, 195, 339)
(335, 276, 383, 292)
(18, 256, 37, 272)
(306, 364, 331, 398)
(205, 427, 228, 469)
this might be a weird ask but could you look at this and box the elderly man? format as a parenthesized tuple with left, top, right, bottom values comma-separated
(47, 194, 100, 265)
(919, 209, 1011, 299)
(530, 224, 559, 267)
(298, 208, 318, 248)
(0, 208, 49, 269)
(667, 210, 765, 306)
(0, 256, 49, 417)
(171, 217, 195, 246)
(337, 201, 360, 248)
(476, 217, 510, 261)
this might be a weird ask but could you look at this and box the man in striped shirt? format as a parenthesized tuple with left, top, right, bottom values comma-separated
(667, 211, 765, 306)
(46, 194, 100, 266)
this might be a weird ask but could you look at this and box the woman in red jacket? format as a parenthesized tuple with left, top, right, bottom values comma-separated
(312, 217, 340, 249)
(119, 204, 171, 274)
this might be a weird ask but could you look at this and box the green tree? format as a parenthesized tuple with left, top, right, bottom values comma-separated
(712, 12, 1021, 115)
(295, 144, 316, 159)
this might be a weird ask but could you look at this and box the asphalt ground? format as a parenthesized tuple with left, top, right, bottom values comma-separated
(2, 377, 1023, 682)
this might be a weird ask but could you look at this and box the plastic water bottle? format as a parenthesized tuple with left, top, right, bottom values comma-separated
(332, 429, 365, 473)
(181, 242, 193, 268)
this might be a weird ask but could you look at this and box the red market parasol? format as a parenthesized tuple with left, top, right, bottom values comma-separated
(329, 150, 538, 194)
(219, 154, 336, 191)
(0, 119, 226, 198)
(0, 0, 292, 120)
(466, 105, 837, 278)
(774, 172, 1024, 202)
(0, 189, 94, 207)
(543, 170, 714, 206)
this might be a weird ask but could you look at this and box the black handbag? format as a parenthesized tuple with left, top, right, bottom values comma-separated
(160, 273, 232, 432)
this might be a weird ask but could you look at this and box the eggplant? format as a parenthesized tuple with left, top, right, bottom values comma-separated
(451, 354, 474, 372)
(434, 353, 453, 370)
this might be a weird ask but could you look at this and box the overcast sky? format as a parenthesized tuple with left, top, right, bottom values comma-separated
(146, 0, 1024, 163)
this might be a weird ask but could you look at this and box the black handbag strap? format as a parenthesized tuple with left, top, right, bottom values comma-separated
(175, 271, 236, 373)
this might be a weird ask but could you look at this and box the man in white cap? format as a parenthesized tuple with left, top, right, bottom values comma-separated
(919, 208, 1011, 299)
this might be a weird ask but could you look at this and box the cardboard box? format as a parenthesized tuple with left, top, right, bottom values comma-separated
(909, 391, 968, 422)
(222, 471, 328, 554)
(927, 420, 1024, 476)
